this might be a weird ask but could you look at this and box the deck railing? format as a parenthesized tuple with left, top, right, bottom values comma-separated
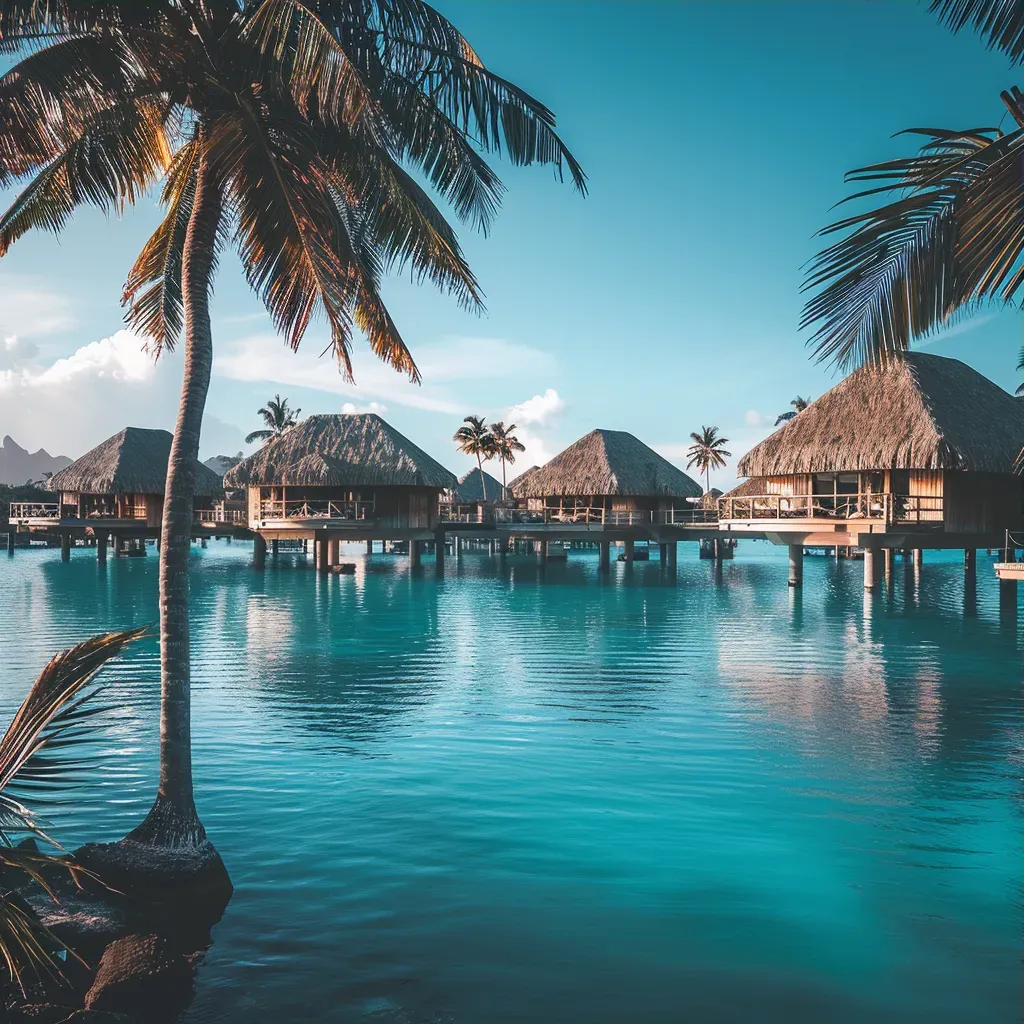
(9, 502, 59, 521)
(258, 499, 375, 522)
(193, 508, 248, 525)
(718, 492, 943, 525)
(437, 505, 720, 527)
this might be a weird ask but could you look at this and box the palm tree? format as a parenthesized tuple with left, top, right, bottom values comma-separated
(686, 426, 731, 494)
(802, 0, 1024, 369)
(453, 416, 496, 501)
(490, 421, 526, 498)
(0, 2, 584, 886)
(775, 396, 810, 426)
(0, 628, 144, 996)
(245, 394, 301, 445)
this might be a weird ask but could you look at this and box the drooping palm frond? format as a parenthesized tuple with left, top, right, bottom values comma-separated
(0, 627, 147, 843)
(802, 102, 1024, 368)
(0, 627, 145, 996)
(930, 0, 1024, 62)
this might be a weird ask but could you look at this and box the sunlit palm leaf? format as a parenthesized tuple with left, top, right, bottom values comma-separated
(930, 0, 1024, 62)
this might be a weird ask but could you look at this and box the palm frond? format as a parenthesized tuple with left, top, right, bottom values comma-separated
(802, 120, 1024, 368)
(0, 96, 173, 258)
(122, 139, 200, 356)
(930, 0, 1024, 62)
(0, 627, 146, 841)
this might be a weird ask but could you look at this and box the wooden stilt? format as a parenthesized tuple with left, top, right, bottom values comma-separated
(60, 533, 71, 562)
(435, 530, 445, 576)
(271, 538, 279, 556)
(623, 538, 634, 563)
(96, 530, 107, 563)
(327, 537, 340, 566)
(7, 529, 14, 555)
(410, 539, 422, 569)
(863, 548, 878, 590)
(253, 534, 267, 569)
(883, 548, 893, 578)
(913, 548, 923, 571)
(788, 544, 803, 588)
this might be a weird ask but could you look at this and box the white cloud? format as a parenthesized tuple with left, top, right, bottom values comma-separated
(0, 276, 75, 338)
(507, 387, 565, 426)
(0, 335, 39, 370)
(744, 409, 774, 427)
(341, 401, 388, 415)
(0, 329, 244, 459)
(213, 333, 558, 416)
(501, 388, 566, 467)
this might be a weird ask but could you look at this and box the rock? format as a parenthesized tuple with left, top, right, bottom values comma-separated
(330, 562, 357, 574)
(21, 876, 129, 958)
(7, 1004, 79, 1024)
(84, 934, 194, 1020)
(65, 1012, 137, 1023)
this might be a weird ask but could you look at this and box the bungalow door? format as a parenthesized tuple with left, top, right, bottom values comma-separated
(409, 491, 430, 529)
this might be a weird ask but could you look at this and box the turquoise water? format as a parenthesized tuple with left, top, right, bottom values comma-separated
(0, 541, 1020, 1022)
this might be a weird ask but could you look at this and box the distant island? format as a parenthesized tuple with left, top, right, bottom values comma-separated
(0, 435, 72, 485)
(203, 453, 244, 477)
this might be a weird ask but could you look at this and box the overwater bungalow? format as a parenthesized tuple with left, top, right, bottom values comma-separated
(9, 427, 224, 558)
(224, 414, 457, 569)
(721, 353, 1024, 586)
(510, 429, 703, 525)
(445, 466, 505, 520)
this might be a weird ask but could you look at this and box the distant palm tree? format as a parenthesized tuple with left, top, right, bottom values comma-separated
(801, 1, 1024, 369)
(454, 416, 496, 501)
(775, 395, 810, 426)
(490, 421, 526, 498)
(245, 395, 301, 445)
(686, 426, 731, 494)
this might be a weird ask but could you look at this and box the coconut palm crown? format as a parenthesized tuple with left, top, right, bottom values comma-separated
(245, 394, 301, 445)
(0, 1, 584, 872)
(775, 395, 810, 426)
(801, 0, 1024, 369)
(489, 420, 525, 497)
(453, 416, 496, 501)
(686, 426, 731, 494)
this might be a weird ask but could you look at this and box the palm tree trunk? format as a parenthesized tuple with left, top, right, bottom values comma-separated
(478, 453, 487, 501)
(501, 459, 507, 500)
(130, 155, 221, 849)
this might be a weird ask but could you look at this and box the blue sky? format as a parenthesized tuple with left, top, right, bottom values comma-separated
(1, 1, 1021, 488)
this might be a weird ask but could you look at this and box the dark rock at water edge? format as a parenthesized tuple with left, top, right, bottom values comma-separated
(8, 1005, 135, 1023)
(85, 934, 195, 1020)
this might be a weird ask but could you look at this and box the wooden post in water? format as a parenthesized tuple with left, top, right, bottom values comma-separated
(536, 539, 548, 565)
(913, 548, 923, 571)
(599, 540, 610, 571)
(96, 530, 107, 563)
(623, 538, 634, 563)
(366, 539, 373, 555)
(667, 542, 677, 571)
(788, 544, 803, 588)
(883, 547, 893, 580)
(410, 539, 422, 569)
(253, 533, 267, 570)
(60, 533, 71, 562)
(863, 547, 878, 591)
(7, 529, 14, 555)
(434, 530, 446, 577)
(271, 538, 279, 557)
(964, 549, 976, 577)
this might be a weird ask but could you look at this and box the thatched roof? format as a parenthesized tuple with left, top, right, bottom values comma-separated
(722, 478, 766, 498)
(510, 430, 702, 498)
(738, 354, 1024, 477)
(50, 428, 221, 496)
(224, 414, 457, 489)
(454, 466, 504, 503)
(507, 465, 539, 491)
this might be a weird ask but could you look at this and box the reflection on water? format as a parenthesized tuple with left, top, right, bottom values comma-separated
(0, 540, 1020, 1023)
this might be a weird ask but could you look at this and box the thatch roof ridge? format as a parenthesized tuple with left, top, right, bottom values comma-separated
(510, 429, 702, 498)
(507, 465, 539, 491)
(49, 427, 221, 496)
(224, 413, 457, 489)
(454, 466, 504, 503)
(738, 353, 1024, 477)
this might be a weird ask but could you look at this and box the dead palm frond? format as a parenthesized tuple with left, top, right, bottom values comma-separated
(0, 627, 145, 996)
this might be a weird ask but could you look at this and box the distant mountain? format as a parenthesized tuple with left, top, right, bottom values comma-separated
(203, 452, 243, 477)
(0, 436, 72, 486)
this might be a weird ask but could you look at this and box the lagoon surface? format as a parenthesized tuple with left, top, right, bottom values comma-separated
(0, 541, 1020, 1022)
